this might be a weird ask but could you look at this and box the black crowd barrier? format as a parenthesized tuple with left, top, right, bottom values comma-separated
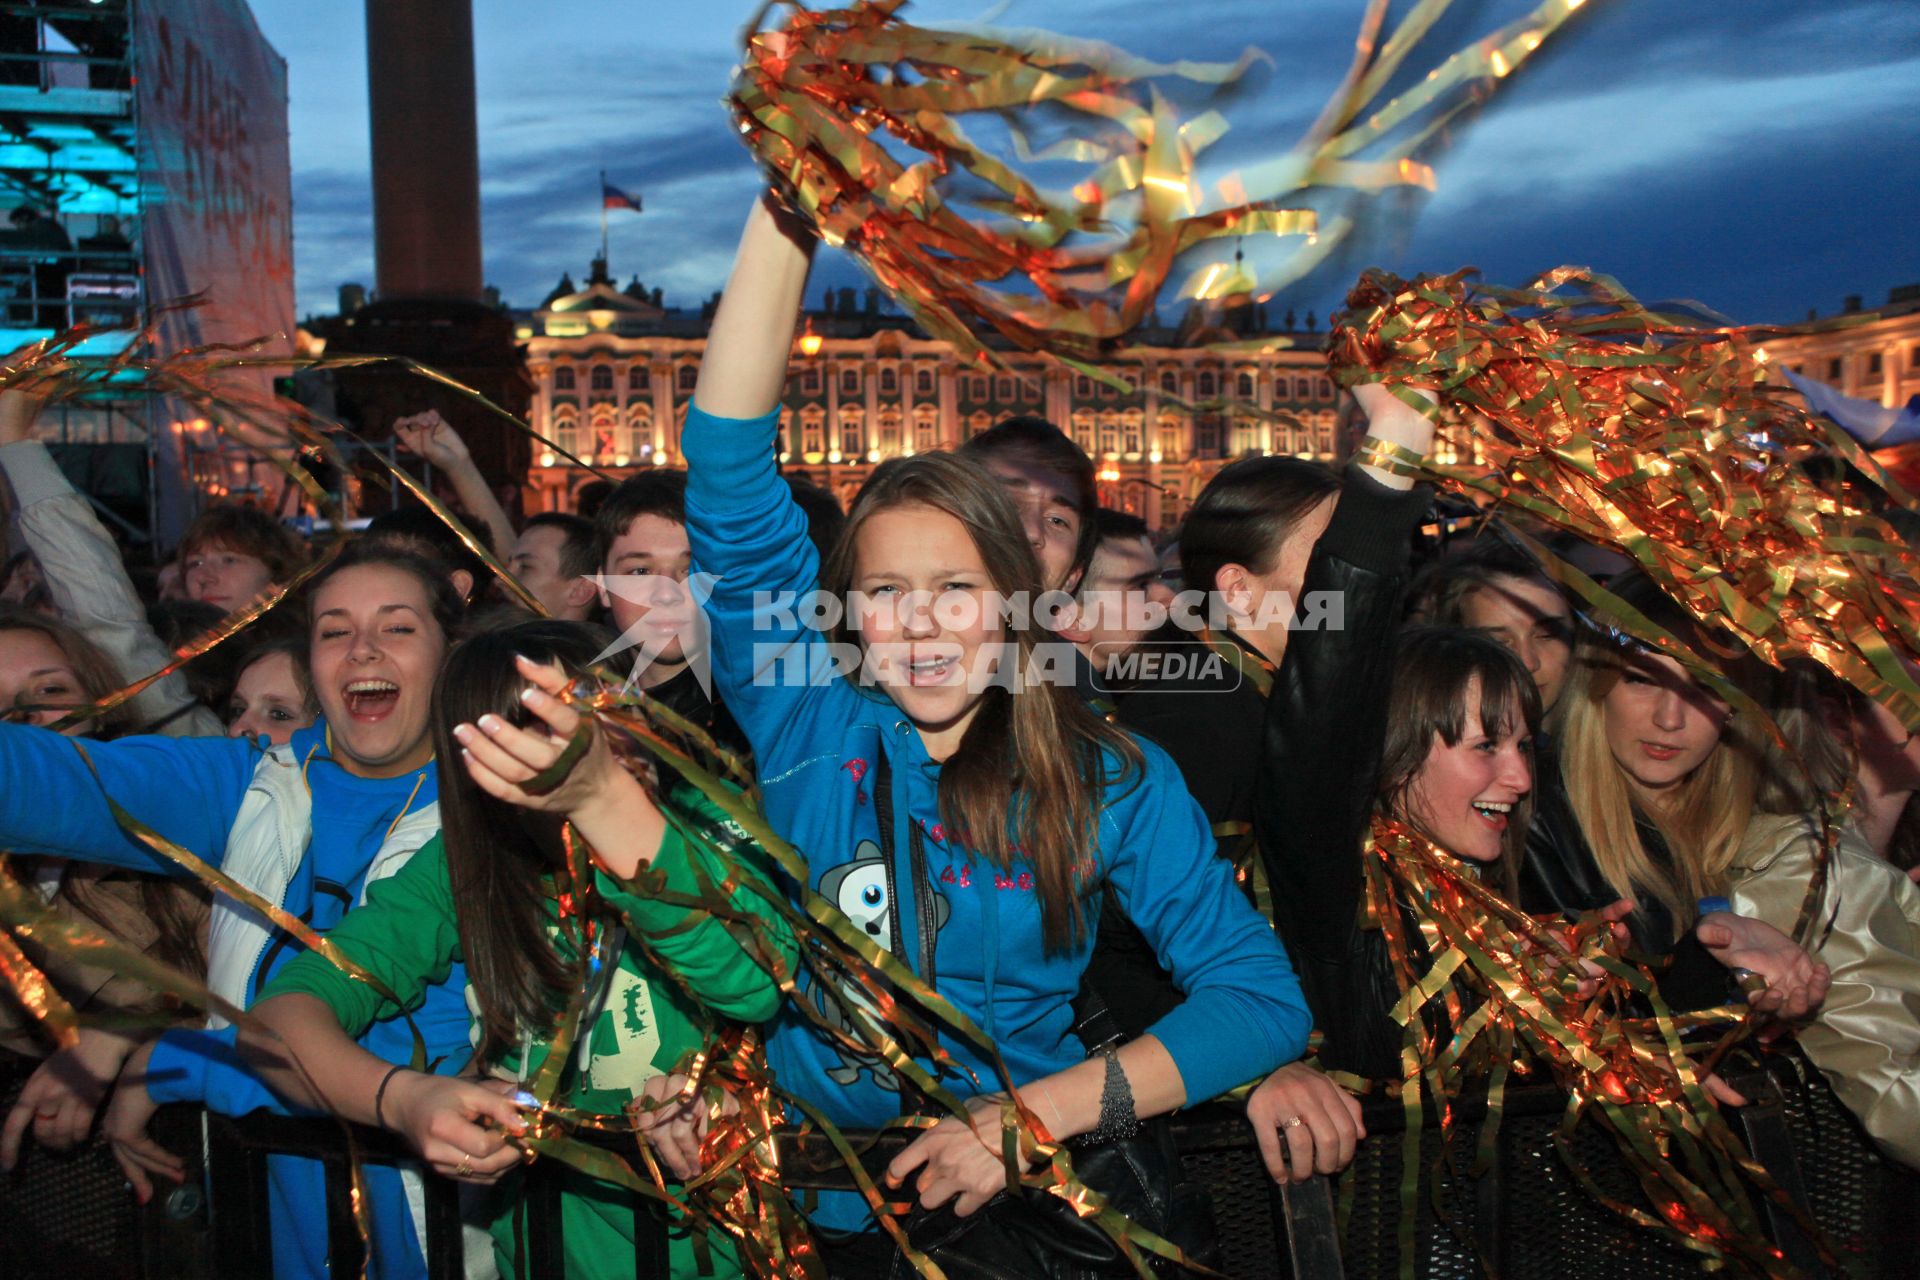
(1, 1050, 1914, 1279)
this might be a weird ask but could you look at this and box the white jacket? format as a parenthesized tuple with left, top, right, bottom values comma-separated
(204, 741, 441, 1024)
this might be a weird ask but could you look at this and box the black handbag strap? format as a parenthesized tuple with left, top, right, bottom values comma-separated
(1070, 978, 1126, 1055)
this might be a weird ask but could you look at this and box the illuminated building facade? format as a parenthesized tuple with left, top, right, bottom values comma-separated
(519, 260, 1350, 529)
(1758, 284, 1920, 409)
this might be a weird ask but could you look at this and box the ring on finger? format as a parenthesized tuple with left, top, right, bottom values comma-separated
(1280, 1115, 1304, 1130)
(455, 1154, 473, 1177)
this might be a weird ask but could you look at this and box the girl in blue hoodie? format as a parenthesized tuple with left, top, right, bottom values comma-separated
(0, 540, 472, 1279)
(674, 196, 1310, 1252)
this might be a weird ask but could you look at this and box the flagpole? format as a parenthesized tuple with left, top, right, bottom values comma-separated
(599, 169, 609, 267)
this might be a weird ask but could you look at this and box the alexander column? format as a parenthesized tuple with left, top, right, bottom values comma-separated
(324, 0, 531, 515)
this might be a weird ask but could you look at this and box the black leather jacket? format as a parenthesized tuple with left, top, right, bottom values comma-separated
(1255, 470, 1434, 1080)
(1523, 760, 1733, 1011)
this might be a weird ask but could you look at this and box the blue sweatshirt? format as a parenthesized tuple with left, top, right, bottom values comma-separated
(0, 719, 468, 1279)
(681, 404, 1309, 1231)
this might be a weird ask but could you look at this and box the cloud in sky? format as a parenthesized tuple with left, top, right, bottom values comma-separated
(248, 0, 1920, 326)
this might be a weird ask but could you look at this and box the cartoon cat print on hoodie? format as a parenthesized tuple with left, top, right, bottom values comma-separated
(816, 838, 949, 1088)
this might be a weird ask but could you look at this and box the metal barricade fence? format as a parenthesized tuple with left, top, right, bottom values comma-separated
(3, 1050, 1915, 1279)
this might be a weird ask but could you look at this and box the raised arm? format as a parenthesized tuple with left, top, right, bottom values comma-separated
(693, 196, 816, 419)
(1256, 387, 1436, 964)
(681, 197, 861, 770)
(0, 386, 221, 736)
(391, 410, 517, 562)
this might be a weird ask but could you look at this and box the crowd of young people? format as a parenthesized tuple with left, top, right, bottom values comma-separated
(0, 190, 1913, 1280)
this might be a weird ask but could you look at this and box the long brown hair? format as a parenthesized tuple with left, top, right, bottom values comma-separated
(1377, 626, 1541, 895)
(431, 618, 614, 1060)
(1555, 576, 1769, 937)
(820, 453, 1141, 953)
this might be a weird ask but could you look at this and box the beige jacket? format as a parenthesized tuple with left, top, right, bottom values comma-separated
(1732, 813, 1920, 1169)
(0, 860, 211, 1056)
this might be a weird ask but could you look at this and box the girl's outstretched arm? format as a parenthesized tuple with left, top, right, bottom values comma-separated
(245, 993, 526, 1184)
(693, 196, 816, 420)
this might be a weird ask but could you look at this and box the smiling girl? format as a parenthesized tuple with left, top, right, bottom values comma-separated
(676, 196, 1307, 1265)
(242, 619, 797, 1279)
(0, 539, 472, 1278)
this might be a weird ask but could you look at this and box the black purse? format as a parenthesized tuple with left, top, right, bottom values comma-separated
(841, 755, 1216, 1279)
(885, 989, 1220, 1280)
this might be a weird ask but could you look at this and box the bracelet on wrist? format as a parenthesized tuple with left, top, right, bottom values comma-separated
(1353, 434, 1427, 478)
(373, 1064, 411, 1129)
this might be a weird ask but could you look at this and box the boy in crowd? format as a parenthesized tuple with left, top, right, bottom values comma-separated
(506, 511, 599, 621)
(1075, 508, 1175, 683)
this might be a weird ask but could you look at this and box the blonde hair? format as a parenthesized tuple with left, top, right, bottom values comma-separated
(1556, 643, 1765, 938)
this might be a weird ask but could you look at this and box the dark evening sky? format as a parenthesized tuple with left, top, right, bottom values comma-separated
(248, 0, 1920, 331)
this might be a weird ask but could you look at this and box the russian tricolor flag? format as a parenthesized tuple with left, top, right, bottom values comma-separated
(603, 181, 642, 214)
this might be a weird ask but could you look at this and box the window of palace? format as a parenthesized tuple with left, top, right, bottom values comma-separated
(913, 407, 938, 452)
(880, 366, 898, 394)
(916, 367, 936, 395)
(553, 366, 575, 391)
(590, 365, 614, 393)
(800, 365, 821, 394)
(1122, 412, 1143, 456)
(628, 365, 650, 392)
(800, 407, 826, 456)
(552, 405, 580, 456)
(1829, 357, 1843, 381)
(1160, 370, 1179, 395)
(1070, 409, 1095, 454)
(1230, 417, 1261, 456)
(677, 364, 698, 393)
(840, 367, 861, 395)
(839, 407, 865, 457)
(1157, 414, 1182, 459)
(1196, 370, 1217, 398)
(1236, 371, 1256, 399)
(1869, 352, 1884, 376)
